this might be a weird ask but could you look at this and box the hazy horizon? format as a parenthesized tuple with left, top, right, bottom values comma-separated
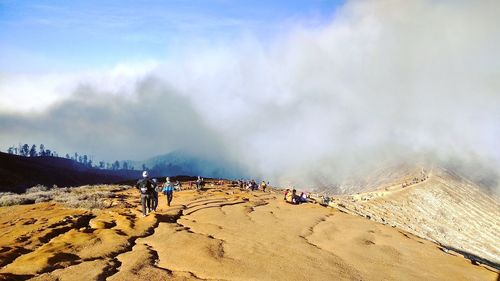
(1, 0, 499, 190)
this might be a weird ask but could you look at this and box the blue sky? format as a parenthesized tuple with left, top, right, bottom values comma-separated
(0, 0, 344, 73)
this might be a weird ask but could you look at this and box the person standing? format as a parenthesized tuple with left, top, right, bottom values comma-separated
(151, 178, 161, 212)
(196, 176, 203, 191)
(163, 177, 174, 206)
(261, 181, 267, 192)
(175, 180, 182, 191)
(250, 180, 257, 191)
(136, 171, 154, 217)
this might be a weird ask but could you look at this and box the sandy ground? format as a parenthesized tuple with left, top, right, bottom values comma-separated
(0, 184, 497, 281)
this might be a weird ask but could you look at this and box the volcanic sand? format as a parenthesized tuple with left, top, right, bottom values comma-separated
(0, 185, 497, 280)
(331, 169, 500, 265)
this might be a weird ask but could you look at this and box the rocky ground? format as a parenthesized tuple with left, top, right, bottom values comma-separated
(0, 183, 498, 281)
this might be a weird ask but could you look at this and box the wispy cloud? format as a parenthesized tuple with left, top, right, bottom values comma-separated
(1, 1, 337, 72)
(1, 0, 499, 192)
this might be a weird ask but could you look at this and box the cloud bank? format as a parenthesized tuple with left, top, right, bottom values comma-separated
(1, 0, 499, 192)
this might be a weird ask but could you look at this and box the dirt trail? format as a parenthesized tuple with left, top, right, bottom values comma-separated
(0, 185, 497, 281)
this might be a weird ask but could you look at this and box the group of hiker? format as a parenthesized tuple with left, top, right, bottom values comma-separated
(135, 171, 176, 217)
(136, 170, 316, 215)
(193, 176, 205, 190)
(236, 179, 268, 192)
(283, 188, 310, 205)
(135, 173, 209, 216)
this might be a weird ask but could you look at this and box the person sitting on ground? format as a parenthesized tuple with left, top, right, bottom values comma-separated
(285, 189, 300, 204)
(163, 177, 174, 207)
(300, 192, 308, 203)
(135, 171, 155, 217)
(284, 188, 290, 200)
(291, 189, 300, 204)
(286, 189, 293, 203)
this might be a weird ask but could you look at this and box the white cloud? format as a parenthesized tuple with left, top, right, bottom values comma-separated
(0, 61, 159, 112)
(1, 0, 499, 192)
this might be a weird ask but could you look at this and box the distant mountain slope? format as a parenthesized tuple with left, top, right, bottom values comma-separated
(314, 162, 428, 195)
(130, 150, 246, 179)
(331, 167, 500, 267)
(0, 152, 140, 192)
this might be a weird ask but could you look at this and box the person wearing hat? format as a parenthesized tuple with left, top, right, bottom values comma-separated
(135, 171, 155, 216)
(163, 177, 174, 206)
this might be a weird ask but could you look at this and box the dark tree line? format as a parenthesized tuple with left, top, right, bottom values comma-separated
(7, 143, 58, 157)
(5, 143, 135, 171)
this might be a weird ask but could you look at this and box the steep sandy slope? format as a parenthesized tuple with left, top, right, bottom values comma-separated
(0, 185, 497, 281)
(314, 162, 430, 194)
(331, 168, 500, 267)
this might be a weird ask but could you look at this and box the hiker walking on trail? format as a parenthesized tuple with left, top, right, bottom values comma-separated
(196, 176, 203, 191)
(151, 178, 162, 212)
(261, 181, 267, 192)
(136, 171, 155, 217)
(175, 180, 182, 191)
(250, 180, 258, 191)
(163, 177, 174, 206)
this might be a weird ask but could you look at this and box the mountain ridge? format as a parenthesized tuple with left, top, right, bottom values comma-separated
(328, 167, 500, 266)
(0, 152, 140, 192)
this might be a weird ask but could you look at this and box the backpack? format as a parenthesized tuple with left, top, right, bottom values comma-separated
(138, 179, 152, 194)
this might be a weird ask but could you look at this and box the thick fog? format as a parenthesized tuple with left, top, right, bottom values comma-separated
(1, 0, 499, 192)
